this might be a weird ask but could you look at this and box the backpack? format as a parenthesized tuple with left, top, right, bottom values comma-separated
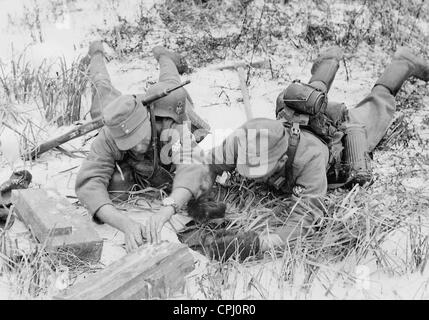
(275, 80, 371, 190)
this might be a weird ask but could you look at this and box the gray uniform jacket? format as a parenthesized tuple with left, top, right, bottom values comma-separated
(184, 127, 331, 241)
(75, 124, 209, 217)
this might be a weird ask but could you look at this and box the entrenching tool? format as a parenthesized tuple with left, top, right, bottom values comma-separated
(213, 59, 268, 121)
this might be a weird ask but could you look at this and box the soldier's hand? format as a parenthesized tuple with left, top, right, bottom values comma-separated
(146, 207, 175, 244)
(123, 221, 146, 253)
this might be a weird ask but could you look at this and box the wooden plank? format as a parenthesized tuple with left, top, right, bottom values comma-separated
(11, 189, 73, 238)
(54, 242, 195, 300)
(11, 189, 103, 263)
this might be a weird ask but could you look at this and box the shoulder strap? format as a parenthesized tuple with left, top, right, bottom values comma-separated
(270, 122, 301, 194)
(285, 123, 300, 170)
(283, 123, 301, 192)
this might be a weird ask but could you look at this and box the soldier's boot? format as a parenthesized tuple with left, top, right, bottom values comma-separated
(86, 41, 122, 119)
(152, 46, 189, 75)
(88, 41, 105, 58)
(79, 41, 105, 71)
(0, 170, 33, 205)
(375, 47, 429, 96)
(309, 46, 344, 93)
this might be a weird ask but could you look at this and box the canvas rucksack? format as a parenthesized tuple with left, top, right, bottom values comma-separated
(275, 80, 372, 190)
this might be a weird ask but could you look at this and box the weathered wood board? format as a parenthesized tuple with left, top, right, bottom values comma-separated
(54, 242, 195, 300)
(11, 189, 103, 263)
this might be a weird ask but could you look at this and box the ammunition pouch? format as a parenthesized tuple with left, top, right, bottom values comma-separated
(147, 166, 173, 189)
(124, 159, 173, 191)
(307, 112, 339, 139)
(108, 162, 135, 201)
(126, 150, 173, 190)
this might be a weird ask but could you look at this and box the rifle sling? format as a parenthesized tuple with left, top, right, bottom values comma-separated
(149, 104, 159, 177)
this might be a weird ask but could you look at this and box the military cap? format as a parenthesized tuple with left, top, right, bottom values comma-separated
(102, 95, 151, 150)
(236, 118, 289, 178)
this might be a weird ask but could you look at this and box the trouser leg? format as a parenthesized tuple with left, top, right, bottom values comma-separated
(89, 53, 122, 119)
(151, 53, 197, 130)
(348, 47, 429, 151)
(372, 59, 415, 96)
(309, 46, 344, 92)
(348, 86, 396, 152)
(157, 55, 181, 85)
(347, 55, 418, 152)
(309, 60, 340, 93)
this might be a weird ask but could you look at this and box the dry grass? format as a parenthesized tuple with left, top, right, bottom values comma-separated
(177, 78, 429, 297)
(1, 0, 429, 299)
(301, 0, 428, 50)
(0, 46, 41, 105)
(155, 0, 273, 68)
(0, 48, 91, 128)
(37, 56, 90, 126)
(7, 0, 44, 43)
(145, 0, 429, 80)
(0, 49, 92, 164)
(95, 3, 156, 58)
(183, 175, 429, 298)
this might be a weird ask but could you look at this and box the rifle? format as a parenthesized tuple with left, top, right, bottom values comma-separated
(25, 80, 191, 160)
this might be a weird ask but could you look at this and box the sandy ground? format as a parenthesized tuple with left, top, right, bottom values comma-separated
(0, 0, 429, 299)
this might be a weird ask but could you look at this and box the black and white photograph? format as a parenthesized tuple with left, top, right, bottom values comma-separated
(0, 0, 428, 302)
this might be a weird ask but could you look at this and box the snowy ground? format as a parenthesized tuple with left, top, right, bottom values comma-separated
(1, 0, 429, 299)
